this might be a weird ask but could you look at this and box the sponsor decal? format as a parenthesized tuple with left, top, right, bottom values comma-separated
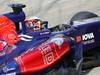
(75, 36, 81, 42)
(2, 66, 16, 75)
(82, 33, 94, 41)
(40, 31, 50, 35)
(3, 67, 15, 72)
(44, 52, 54, 64)
(75, 33, 95, 45)
(82, 32, 95, 45)
(83, 39, 95, 45)
(40, 43, 54, 64)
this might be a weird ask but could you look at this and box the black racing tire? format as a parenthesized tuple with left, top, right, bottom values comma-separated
(70, 11, 98, 25)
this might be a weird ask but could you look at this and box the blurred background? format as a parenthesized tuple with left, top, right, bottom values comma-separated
(0, 0, 100, 75)
(0, 0, 100, 27)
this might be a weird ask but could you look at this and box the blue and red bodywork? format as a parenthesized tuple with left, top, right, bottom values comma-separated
(0, 3, 100, 75)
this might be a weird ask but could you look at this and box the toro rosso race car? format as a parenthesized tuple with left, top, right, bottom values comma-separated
(0, 3, 100, 75)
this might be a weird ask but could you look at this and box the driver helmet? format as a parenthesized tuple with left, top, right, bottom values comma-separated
(25, 17, 42, 32)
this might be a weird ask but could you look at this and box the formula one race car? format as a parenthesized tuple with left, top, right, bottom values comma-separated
(0, 3, 100, 75)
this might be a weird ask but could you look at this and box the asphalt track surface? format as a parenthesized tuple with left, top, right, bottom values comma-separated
(0, 0, 100, 75)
